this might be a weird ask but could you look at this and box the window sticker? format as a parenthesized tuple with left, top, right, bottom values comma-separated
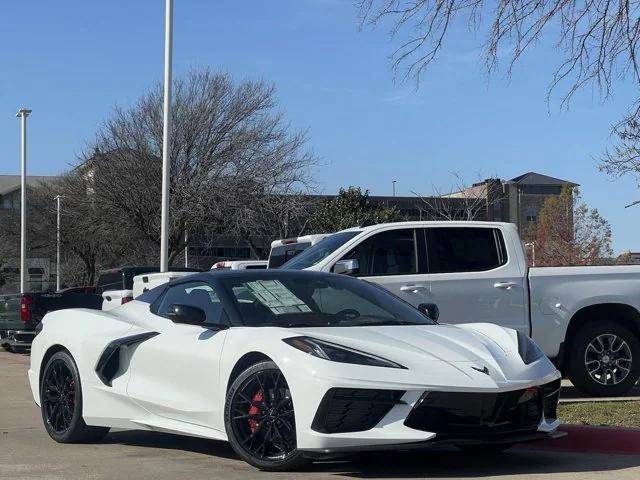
(244, 280, 312, 314)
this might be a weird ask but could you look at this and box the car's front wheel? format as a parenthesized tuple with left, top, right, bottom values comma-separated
(40, 350, 110, 443)
(224, 360, 309, 471)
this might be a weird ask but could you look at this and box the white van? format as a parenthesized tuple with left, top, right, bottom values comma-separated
(267, 234, 331, 268)
(210, 260, 268, 270)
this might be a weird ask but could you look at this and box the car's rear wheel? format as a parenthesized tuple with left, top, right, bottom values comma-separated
(40, 351, 110, 443)
(567, 321, 640, 397)
(224, 360, 309, 471)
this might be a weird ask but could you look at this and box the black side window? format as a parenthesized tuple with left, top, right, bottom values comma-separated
(157, 281, 224, 325)
(426, 228, 507, 273)
(341, 229, 418, 276)
(96, 272, 124, 292)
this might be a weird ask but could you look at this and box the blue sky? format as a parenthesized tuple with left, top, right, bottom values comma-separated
(1, 1, 638, 252)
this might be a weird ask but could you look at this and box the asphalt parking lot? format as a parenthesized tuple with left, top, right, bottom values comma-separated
(2, 351, 640, 480)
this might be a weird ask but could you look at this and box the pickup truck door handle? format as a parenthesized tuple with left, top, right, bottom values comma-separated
(493, 282, 519, 290)
(400, 284, 427, 293)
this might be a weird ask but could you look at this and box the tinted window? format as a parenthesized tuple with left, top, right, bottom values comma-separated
(268, 243, 311, 268)
(220, 274, 435, 328)
(96, 271, 124, 292)
(157, 281, 224, 325)
(426, 228, 506, 273)
(340, 229, 417, 276)
(281, 232, 361, 270)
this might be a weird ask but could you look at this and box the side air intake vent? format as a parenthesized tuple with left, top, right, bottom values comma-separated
(95, 332, 159, 386)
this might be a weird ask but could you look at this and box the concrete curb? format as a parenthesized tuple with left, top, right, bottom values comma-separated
(521, 425, 640, 455)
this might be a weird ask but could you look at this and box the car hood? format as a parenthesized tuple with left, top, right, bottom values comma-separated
(286, 323, 532, 383)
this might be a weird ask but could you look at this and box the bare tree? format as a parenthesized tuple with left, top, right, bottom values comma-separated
(412, 173, 504, 220)
(0, 216, 18, 291)
(357, 1, 640, 114)
(600, 118, 640, 207)
(83, 68, 316, 265)
(28, 174, 141, 286)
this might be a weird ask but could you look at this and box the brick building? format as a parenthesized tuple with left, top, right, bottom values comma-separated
(368, 172, 577, 236)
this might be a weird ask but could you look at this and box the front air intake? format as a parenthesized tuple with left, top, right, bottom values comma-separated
(311, 388, 405, 434)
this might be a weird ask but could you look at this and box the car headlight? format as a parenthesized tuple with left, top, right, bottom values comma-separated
(283, 336, 406, 369)
(517, 331, 545, 364)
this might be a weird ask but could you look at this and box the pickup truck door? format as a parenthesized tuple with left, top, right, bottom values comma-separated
(336, 228, 432, 305)
(422, 227, 528, 334)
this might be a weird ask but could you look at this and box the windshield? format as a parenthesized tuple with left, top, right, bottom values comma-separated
(280, 231, 361, 270)
(220, 274, 435, 328)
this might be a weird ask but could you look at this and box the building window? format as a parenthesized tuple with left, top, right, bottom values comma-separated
(526, 207, 538, 223)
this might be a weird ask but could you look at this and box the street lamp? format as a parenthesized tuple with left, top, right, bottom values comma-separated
(392, 180, 397, 197)
(160, 0, 174, 272)
(16, 108, 32, 294)
(54, 195, 63, 291)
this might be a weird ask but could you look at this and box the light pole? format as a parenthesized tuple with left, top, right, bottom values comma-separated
(392, 180, 397, 197)
(160, 0, 174, 272)
(54, 195, 63, 291)
(16, 108, 32, 294)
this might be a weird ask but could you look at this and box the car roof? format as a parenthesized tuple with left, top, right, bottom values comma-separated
(136, 269, 348, 304)
(177, 269, 341, 284)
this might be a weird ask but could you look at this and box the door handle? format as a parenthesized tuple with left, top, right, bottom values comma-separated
(493, 282, 519, 290)
(400, 284, 427, 293)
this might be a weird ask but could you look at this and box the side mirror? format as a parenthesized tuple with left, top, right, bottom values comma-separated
(333, 259, 359, 275)
(167, 304, 206, 325)
(418, 303, 439, 322)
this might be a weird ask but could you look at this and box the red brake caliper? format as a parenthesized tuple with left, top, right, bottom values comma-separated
(248, 390, 264, 434)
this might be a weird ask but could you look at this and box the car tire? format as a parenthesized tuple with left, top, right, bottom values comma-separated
(40, 350, 110, 443)
(567, 321, 640, 397)
(224, 360, 310, 471)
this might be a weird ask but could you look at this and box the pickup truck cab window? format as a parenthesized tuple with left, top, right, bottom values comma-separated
(425, 227, 507, 273)
(339, 229, 419, 277)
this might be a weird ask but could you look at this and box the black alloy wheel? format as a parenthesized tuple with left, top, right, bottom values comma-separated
(225, 361, 309, 471)
(40, 351, 110, 443)
(567, 320, 640, 397)
(42, 358, 76, 434)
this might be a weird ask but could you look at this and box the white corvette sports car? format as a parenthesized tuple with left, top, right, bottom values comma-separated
(29, 270, 562, 470)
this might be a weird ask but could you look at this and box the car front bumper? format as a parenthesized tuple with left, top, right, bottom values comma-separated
(290, 374, 562, 453)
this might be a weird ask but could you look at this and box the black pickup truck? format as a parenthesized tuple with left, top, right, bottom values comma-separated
(0, 267, 202, 352)
(0, 287, 103, 352)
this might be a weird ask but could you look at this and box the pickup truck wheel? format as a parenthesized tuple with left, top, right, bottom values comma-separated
(567, 321, 640, 397)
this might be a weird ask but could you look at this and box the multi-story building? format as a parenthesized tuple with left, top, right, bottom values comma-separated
(370, 172, 578, 237)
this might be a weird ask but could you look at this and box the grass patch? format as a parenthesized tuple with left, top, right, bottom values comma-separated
(558, 401, 640, 427)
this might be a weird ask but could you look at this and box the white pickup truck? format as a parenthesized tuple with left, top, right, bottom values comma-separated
(280, 221, 640, 396)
